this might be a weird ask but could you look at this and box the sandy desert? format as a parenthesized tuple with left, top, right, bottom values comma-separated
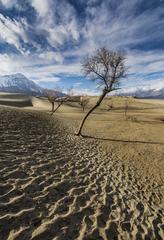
(0, 95, 164, 240)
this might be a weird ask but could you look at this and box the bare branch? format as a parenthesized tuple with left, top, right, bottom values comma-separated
(82, 47, 126, 93)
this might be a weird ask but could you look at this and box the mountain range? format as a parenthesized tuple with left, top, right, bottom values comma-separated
(0, 73, 163, 99)
(114, 86, 164, 99)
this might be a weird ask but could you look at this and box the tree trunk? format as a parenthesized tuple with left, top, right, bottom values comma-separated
(51, 102, 54, 113)
(51, 102, 62, 115)
(75, 89, 107, 136)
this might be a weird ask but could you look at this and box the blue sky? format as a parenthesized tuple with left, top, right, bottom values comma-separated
(0, 0, 164, 95)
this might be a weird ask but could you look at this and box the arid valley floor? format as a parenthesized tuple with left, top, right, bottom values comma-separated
(0, 94, 164, 240)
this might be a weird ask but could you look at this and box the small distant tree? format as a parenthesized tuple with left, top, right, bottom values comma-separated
(44, 89, 70, 115)
(52, 96, 69, 115)
(124, 97, 134, 120)
(107, 97, 114, 111)
(75, 47, 126, 136)
(43, 89, 57, 113)
(79, 96, 89, 111)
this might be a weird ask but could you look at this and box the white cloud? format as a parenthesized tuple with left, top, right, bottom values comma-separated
(0, 53, 81, 84)
(0, 54, 23, 73)
(0, 14, 28, 53)
(29, 0, 80, 47)
(27, 63, 81, 76)
(82, 1, 164, 51)
(61, 0, 163, 67)
(39, 51, 63, 63)
(127, 50, 164, 75)
(30, 75, 61, 83)
(30, 0, 52, 17)
(1, 0, 80, 51)
(48, 26, 69, 46)
(0, 0, 17, 8)
(47, 23, 79, 47)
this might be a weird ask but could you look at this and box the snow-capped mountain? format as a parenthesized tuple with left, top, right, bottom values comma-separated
(133, 87, 164, 98)
(114, 86, 164, 99)
(0, 73, 42, 95)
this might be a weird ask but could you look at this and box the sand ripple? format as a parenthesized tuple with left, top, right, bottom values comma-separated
(0, 108, 164, 240)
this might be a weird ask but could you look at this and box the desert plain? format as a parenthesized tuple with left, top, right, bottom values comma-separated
(0, 93, 164, 240)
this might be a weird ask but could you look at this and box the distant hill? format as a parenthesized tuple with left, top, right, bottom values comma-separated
(0, 73, 42, 95)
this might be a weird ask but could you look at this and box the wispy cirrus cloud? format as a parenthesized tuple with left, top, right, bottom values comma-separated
(0, 14, 28, 53)
(0, 52, 81, 86)
(29, 0, 80, 48)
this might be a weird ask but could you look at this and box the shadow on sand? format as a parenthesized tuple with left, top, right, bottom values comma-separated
(82, 134, 164, 145)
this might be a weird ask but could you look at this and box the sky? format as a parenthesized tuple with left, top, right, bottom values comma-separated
(0, 0, 164, 95)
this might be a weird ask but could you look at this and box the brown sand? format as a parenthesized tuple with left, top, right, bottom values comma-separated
(0, 106, 164, 240)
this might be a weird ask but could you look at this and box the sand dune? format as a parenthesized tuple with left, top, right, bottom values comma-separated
(0, 93, 32, 107)
(138, 99, 164, 106)
(0, 107, 164, 240)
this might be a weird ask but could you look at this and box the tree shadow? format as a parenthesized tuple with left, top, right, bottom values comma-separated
(82, 134, 164, 145)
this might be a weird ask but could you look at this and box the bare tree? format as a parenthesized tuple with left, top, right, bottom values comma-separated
(124, 97, 134, 120)
(43, 89, 58, 114)
(75, 47, 126, 136)
(44, 89, 70, 115)
(52, 96, 69, 115)
(107, 97, 114, 111)
(79, 96, 89, 111)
